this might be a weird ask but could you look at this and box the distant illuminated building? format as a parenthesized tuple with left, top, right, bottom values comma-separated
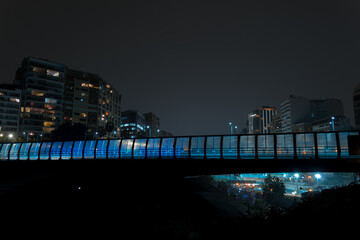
(120, 110, 146, 138)
(247, 106, 277, 134)
(280, 95, 311, 133)
(143, 112, 160, 137)
(0, 84, 21, 139)
(14, 57, 122, 140)
(14, 57, 66, 140)
(64, 69, 121, 139)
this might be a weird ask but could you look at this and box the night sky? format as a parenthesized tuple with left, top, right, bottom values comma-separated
(1, 0, 360, 136)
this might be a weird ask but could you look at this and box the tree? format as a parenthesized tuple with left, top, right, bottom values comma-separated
(262, 175, 286, 206)
(51, 122, 87, 141)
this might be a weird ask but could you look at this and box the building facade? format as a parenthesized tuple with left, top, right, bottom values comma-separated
(247, 106, 277, 134)
(280, 95, 311, 133)
(120, 110, 147, 138)
(310, 98, 344, 122)
(64, 69, 121, 139)
(312, 116, 350, 132)
(14, 57, 122, 140)
(15, 57, 66, 140)
(0, 84, 21, 140)
(143, 112, 160, 137)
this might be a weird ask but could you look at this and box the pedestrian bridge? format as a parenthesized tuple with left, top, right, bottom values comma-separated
(1, 131, 360, 175)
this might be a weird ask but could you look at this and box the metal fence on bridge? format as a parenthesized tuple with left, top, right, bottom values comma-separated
(0, 131, 359, 161)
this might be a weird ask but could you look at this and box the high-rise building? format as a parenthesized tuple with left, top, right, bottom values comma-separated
(15, 57, 66, 140)
(120, 110, 146, 138)
(269, 114, 282, 133)
(14, 57, 122, 140)
(0, 84, 21, 139)
(143, 112, 160, 137)
(64, 69, 121, 138)
(353, 83, 360, 129)
(310, 99, 344, 122)
(247, 106, 277, 134)
(280, 95, 311, 133)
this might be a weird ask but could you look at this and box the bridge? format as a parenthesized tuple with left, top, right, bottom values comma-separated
(1, 131, 360, 176)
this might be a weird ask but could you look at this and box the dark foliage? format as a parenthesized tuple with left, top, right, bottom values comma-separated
(51, 122, 87, 141)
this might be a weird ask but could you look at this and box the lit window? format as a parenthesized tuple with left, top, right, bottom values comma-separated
(31, 90, 45, 96)
(106, 84, 110, 88)
(9, 98, 20, 103)
(81, 83, 89, 87)
(47, 69, 60, 77)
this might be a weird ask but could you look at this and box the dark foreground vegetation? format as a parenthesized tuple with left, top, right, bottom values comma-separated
(0, 170, 359, 239)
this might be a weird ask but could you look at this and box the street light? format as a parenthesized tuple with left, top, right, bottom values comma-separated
(330, 116, 335, 131)
(315, 173, 321, 186)
(234, 126, 238, 134)
(229, 122, 233, 135)
(294, 173, 300, 195)
(147, 126, 151, 137)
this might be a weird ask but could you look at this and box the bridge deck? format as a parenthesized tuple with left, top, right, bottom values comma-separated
(0, 131, 360, 175)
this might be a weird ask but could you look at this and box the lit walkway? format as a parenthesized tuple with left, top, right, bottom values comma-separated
(0, 131, 359, 161)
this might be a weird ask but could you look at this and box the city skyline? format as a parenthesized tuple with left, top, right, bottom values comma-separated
(1, 0, 359, 136)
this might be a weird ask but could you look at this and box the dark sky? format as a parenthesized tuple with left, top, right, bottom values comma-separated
(1, 0, 360, 136)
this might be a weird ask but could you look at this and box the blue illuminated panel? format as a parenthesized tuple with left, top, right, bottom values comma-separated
(223, 136, 237, 159)
(175, 137, 190, 159)
(240, 135, 255, 159)
(61, 141, 73, 160)
(84, 140, 96, 159)
(72, 141, 85, 160)
(339, 132, 359, 158)
(190, 137, 205, 159)
(206, 136, 221, 159)
(296, 133, 315, 159)
(161, 138, 175, 159)
(147, 138, 160, 159)
(0, 143, 11, 160)
(29, 142, 41, 160)
(108, 140, 121, 159)
(19, 143, 32, 160)
(40, 142, 52, 160)
(134, 139, 147, 159)
(120, 139, 134, 159)
(258, 135, 274, 159)
(50, 142, 63, 160)
(96, 140, 108, 159)
(276, 134, 294, 159)
(317, 133, 337, 159)
(9, 143, 22, 160)
(0, 143, 12, 160)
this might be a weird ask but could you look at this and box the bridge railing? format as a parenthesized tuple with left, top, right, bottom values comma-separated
(0, 131, 359, 161)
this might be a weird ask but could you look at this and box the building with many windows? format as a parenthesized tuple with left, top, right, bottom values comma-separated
(120, 110, 147, 138)
(14, 57, 66, 140)
(247, 106, 277, 134)
(14, 57, 122, 140)
(64, 69, 121, 139)
(280, 95, 311, 133)
(0, 84, 21, 140)
(143, 112, 160, 137)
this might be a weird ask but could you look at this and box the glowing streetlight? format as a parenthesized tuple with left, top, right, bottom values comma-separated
(294, 173, 300, 195)
(315, 173, 321, 186)
(229, 122, 233, 135)
(8, 133, 13, 139)
(330, 116, 335, 131)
